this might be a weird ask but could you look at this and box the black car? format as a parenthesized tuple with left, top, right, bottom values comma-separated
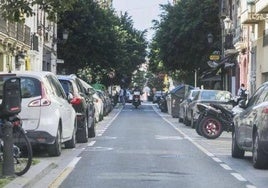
(185, 89, 233, 128)
(57, 74, 96, 142)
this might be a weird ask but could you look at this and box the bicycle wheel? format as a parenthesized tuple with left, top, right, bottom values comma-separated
(12, 126, 33, 176)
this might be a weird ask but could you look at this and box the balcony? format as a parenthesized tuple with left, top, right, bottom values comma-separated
(241, 1, 266, 24)
(256, 0, 268, 13)
(0, 19, 31, 50)
(241, 11, 265, 24)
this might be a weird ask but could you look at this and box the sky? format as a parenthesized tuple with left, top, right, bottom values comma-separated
(112, 0, 170, 42)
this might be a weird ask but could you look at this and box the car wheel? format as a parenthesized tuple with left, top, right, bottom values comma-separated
(190, 112, 196, 128)
(178, 114, 183, 123)
(199, 116, 223, 139)
(184, 117, 190, 126)
(65, 119, 77, 148)
(253, 132, 268, 169)
(47, 128, 62, 157)
(195, 121, 203, 136)
(88, 118, 96, 138)
(77, 117, 88, 143)
(231, 130, 245, 158)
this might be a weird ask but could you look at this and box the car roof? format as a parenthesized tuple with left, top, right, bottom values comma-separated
(78, 79, 93, 89)
(0, 71, 55, 80)
(57, 74, 77, 80)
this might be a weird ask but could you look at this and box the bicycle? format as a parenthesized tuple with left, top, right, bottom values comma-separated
(0, 77, 32, 176)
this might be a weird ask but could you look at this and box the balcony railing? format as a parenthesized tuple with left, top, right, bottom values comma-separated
(0, 19, 31, 47)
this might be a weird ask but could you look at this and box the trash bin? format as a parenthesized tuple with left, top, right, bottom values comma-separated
(169, 84, 194, 118)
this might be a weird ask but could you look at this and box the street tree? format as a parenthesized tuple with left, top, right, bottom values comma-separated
(57, 1, 147, 87)
(0, 0, 78, 22)
(149, 0, 221, 85)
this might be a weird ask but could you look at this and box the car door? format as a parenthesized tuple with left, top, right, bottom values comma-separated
(49, 75, 75, 140)
(236, 86, 264, 147)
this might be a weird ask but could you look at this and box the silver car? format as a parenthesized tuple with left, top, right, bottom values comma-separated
(178, 89, 200, 123)
(232, 81, 268, 169)
(0, 71, 77, 156)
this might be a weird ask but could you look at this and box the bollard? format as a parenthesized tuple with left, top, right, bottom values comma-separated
(2, 121, 14, 177)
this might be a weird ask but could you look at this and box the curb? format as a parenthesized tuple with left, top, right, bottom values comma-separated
(4, 160, 56, 188)
(4, 106, 123, 188)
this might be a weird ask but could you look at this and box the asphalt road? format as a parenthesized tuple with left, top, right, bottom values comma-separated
(6, 102, 268, 188)
(57, 103, 254, 188)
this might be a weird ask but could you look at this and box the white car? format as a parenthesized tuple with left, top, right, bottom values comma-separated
(0, 71, 77, 156)
(79, 79, 104, 122)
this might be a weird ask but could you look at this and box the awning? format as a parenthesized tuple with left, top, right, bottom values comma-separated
(201, 75, 221, 82)
(200, 50, 239, 82)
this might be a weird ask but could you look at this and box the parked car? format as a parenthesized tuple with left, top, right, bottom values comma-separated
(79, 79, 104, 123)
(178, 89, 200, 123)
(232, 81, 268, 169)
(153, 91, 164, 104)
(0, 71, 77, 156)
(57, 74, 96, 142)
(96, 90, 111, 116)
(185, 89, 233, 128)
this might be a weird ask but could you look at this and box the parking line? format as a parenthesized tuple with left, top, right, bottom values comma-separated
(49, 157, 81, 188)
(153, 106, 253, 186)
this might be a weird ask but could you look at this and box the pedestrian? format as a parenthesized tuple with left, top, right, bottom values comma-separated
(237, 83, 248, 101)
(119, 88, 126, 106)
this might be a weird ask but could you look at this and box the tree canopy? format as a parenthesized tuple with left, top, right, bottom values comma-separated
(57, 0, 148, 86)
(148, 0, 221, 85)
(1, 0, 148, 87)
(0, 0, 78, 22)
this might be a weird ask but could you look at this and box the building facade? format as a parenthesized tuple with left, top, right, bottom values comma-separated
(0, 6, 58, 74)
(236, 0, 268, 95)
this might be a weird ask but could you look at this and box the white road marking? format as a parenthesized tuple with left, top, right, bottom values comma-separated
(220, 164, 232, 170)
(88, 141, 96, 147)
(231, 173, 247, 181)
(212, 157, 222, 163)
(153, 106, 252, 185)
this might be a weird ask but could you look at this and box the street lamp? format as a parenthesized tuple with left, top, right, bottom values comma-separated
(223, 16, 232, 34)
(207, 33, 213, 44)
(62, 30, 69, 40)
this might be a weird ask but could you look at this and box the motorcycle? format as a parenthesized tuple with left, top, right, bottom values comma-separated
(195, 103, 240, 139)
(132, 91, 141, 108)
(158, 93, 168, 113)
(0, 77, 33, 176)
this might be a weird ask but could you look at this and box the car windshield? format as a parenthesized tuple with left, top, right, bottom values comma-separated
(20, 77, 41, 98)
(59, 80, 74, 94)
(200, 90, 231, 102)
(0, 75, 41, 99)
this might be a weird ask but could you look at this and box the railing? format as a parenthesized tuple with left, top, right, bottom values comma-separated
(0, 18, 31, 47)
(0, 17, 7, 34)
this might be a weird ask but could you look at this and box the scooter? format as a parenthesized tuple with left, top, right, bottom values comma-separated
(195, 103, 239, 139)
(132, 91, 141, 108)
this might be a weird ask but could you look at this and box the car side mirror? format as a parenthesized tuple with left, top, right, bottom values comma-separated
(0, 77, 21, 117)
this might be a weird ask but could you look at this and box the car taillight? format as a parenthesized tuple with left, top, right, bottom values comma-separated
(28, 82, 51, 107)
(71, 97, 82, 105)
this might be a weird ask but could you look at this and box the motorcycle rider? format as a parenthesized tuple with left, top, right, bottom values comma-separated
(237, 83, 248, 103)
(132, 85, 142, 106)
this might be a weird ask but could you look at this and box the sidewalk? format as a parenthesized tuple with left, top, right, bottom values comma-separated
(4, 104, 123, 188)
